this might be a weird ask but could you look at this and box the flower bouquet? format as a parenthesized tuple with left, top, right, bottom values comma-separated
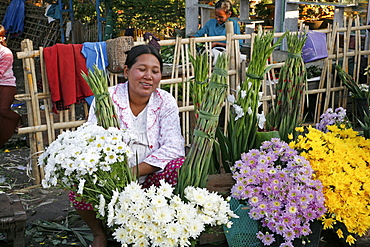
(107, 180, 237, 247)
(315, 107, 351, 133)
(291, 124, 370, 245)
(217, 27, 286, 171)
(231, 139, 326, 246)
(39, 122, 135, 217)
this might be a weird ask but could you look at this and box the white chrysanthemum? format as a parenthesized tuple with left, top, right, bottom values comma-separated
(104, 151, 118, 164)
(164, 222, 184, 240)
(179, 234, 192, 247)
(124, 181, 142, 193)
(130, 218, 146, 232)
(112, 227, 129, 243)
(152, 207, 175, 224)
(147, 223, 164, 239)
(151, 235, 166, 247)
(199, 214, 214, 225)
(114, 208, 129, 225)
(137, 208, 153, 223)
(41, 179, 50, 188)
(157, 180, 174, 198)
(150, 195, 168, 208)
(175, 204, 197, 224)
(160, 237, 177, 247)
(132, 236, 149, 247)
(185, 218, 205, 238)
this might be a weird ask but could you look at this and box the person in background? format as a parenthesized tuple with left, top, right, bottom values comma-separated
(69, 45, 185, 247)
(0, 24, 21, 149)
(192, 0, 243, 48)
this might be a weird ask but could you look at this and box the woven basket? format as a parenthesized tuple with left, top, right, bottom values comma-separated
(106, 36, 134, 73)
(224, 198, 261, 247)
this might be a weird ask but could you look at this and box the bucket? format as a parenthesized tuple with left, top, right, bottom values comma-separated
(223, 198, 261, 247)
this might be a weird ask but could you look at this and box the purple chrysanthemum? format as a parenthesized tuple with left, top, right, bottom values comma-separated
(231, 139, 327, 245)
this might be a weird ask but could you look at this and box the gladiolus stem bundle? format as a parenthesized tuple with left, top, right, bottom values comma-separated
(266, 31, 308, 141)
(225, 27, 285, 166)
(81, 65, 120, 129)
(175, 53, 229, 197)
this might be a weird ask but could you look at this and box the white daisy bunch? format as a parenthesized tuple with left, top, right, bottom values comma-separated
(39, 122, 135, 213)
(107, 180, 238, 247)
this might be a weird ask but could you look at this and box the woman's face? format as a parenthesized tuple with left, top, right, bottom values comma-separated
(215, 9, 231, 25)
(124, 53, 162, 99)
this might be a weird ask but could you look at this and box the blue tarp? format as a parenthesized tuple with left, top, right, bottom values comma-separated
(2, 0, 26, 35)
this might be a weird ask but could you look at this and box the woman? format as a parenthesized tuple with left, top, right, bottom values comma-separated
(193, 0, 243, 48)
(71, 45, 185, 247)
(0, 25, 21, 148)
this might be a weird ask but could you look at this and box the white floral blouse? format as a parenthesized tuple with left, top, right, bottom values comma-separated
(88, 82, 185, 170)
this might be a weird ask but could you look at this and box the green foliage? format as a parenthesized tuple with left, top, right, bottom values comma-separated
(114, 0, 185, 36)
(73, 1, 97, 23)
(72, 0, 185, 37)
(306, 65, 322, 79)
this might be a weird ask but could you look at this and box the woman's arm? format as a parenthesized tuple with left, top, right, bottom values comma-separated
(143, 92, 185, 170)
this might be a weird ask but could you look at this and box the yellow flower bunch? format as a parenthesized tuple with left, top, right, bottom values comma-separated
(290, 125, 370, 245)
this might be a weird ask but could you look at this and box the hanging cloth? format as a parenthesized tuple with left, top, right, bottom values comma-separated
(81, 42, 109, 105)
(81, 41, 108, 71)
(2, 0, 26, 35)
(43, 44, 94, 113)
(45, 3, 62, 21)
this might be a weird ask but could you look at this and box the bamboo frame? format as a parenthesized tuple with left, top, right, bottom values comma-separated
(16, 18, 370, 183)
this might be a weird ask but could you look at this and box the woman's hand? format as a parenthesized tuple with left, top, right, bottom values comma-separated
(212, 42, 226, 48)
(131, 162, 160, 177)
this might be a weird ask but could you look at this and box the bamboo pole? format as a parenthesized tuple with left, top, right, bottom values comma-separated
(20, 39, 44, 183)
(184, 42, 191, 146)
(39, 47, 55, 147)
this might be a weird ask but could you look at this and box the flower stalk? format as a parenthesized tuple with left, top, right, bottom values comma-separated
(175, 53, 229, 197)
(220, 27, 285, 169)
(189, 52, 210, 119)
(81, 65, 120, 129)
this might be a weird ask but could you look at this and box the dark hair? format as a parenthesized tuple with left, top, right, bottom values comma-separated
(0, 25, 6, 47)
(125, 45, 163, 73)
(215, 0, 234, 16)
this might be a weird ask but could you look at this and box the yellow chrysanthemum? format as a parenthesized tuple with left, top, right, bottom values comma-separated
(346, 235, 356, 245)
(292, 125, 370, 242)
(337, 229, 344, 238)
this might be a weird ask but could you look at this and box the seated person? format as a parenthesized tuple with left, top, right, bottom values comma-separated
(70, 45, 185, 247)
(192, 0, 243, 48)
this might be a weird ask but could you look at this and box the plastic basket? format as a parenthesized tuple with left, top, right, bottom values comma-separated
(302, 31, 328, 63)
(223, 198, 261, 247)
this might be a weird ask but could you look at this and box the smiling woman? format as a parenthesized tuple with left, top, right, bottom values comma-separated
(73, 44, 186, 247)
